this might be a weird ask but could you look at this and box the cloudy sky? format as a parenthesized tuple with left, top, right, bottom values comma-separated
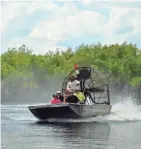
(1, 0, 141, 54)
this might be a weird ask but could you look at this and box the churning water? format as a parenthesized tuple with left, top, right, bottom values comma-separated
(1, 97, 141, 149)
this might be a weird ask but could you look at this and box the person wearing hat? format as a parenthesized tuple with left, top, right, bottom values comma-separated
(66, 75, 80, 92)
(51, 94, 61, 104)
(56, 91, 64, 102)
(65, 89, 79, 103)
(66, 88, 73, 97)
(73, 87, 85, 103)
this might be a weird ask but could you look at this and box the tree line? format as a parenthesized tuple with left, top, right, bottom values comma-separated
(1, 42, 141, 101)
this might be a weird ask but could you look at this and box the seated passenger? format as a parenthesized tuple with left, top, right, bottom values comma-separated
(66, 75, 80, 92)
(51, 94, 61, 104)
(66, 88, 73, 96)
(65, 90, 79, 103)
(73, 87, 85, 103)
(56, 91, 64, 102)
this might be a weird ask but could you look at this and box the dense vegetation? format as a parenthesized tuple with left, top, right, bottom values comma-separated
(1, 42, 141, 101)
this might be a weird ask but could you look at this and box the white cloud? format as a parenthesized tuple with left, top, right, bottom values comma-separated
(29, 10, 105, 43)
(26, 0, 57, 14)
(82, 0, 141, 4)
(29, 6, 141, 47)
(1, 2, 22, 31)
(3, 36, 66, 54)
(102, 8, 141, 44)
(1, 0, 79, 32)
(1, 1, 80, 54)
(0, 4, 2, 32)
(1, 0, 141, 54)
(82, 0, 141, 9)
(27, 1, 82, 48)
(1, 0, 57, 32)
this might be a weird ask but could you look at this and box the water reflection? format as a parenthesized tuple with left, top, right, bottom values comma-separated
(34, 122, 114, 149)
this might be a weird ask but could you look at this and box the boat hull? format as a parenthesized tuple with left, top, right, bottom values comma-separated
(28, 103, 112, 120)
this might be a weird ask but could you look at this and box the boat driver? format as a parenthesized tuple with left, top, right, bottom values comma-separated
(66, 75, 80, 93)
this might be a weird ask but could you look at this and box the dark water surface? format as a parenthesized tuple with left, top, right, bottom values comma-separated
(1, 99, 141, 149)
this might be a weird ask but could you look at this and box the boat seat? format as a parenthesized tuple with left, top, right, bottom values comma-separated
(77, 68, 91, 80)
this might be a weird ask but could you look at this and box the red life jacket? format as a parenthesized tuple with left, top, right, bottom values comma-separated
(51, 98, 61, 104)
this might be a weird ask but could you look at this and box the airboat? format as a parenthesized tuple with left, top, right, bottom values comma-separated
(28, 65, 112, 120)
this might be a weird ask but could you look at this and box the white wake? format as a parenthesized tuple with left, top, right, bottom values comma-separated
(104, 98, 141, 122)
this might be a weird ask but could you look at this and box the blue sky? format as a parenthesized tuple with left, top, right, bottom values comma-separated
(1, 0, 141, 54)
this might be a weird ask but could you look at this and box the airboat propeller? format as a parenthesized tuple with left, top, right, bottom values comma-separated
(62, 65, 110, 105)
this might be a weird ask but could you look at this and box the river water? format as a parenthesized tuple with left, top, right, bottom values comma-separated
(1, 98, 141, 149)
